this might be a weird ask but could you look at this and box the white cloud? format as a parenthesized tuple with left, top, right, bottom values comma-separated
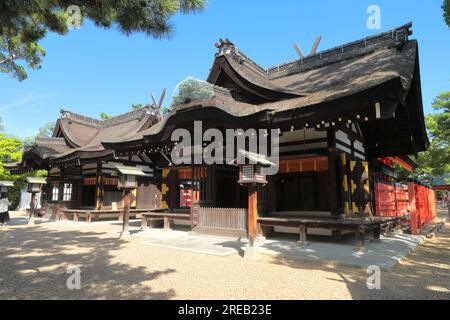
(0, 91, 38, 112)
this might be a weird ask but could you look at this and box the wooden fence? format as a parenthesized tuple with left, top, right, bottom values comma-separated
(374, 179, 437, 234)
(374, 181, 409, 217)
(195, 207, 247, 236)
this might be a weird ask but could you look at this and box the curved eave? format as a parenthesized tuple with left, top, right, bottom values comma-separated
(207, 55, 303, 102)
(53, 119, 82, 148)
(101, 76, 410, 152)
(49, 150, 113, 166)
(102, 137, 147, 151)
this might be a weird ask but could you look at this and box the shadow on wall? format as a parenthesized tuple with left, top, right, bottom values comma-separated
(0, 222, 176, 299)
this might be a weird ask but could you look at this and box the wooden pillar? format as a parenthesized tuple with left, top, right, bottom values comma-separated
(191, 164, 195, 200)
(76, 178, 83, 208)
(327, 129, 340, 216)
(95, 162, 104, 210)
(58, 167, 65, 203)
(205, 165, 216, 206)
(354, 225, 366, 251)
(248, 185, 258, 247)
(167, 169, 179, 209)
(160, 168, 170, 209)
(190, 164, 196, 227)
(28, 192, 37, 225)
(141, 215, 149, 229)
(384, 221, 394, 237)
(121, 189, 131, 237)
(163, 216, 171, 230)
(373, 224, 381, 240)
(298, 224, 308, 245)
(407, 180, 418, 235)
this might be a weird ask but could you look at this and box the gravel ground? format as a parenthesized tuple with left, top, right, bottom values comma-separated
(1, 211, 449, 300)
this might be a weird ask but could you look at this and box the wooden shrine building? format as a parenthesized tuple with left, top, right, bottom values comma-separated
(101, 23, 429, 243)
(7, 23, 430, 247)
(7, 107, 161, 221)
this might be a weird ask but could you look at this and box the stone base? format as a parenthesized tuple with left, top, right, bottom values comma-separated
(297, 240, 310, 247)
(119, 231, 131, 240)
(244, 245, 261, 260)
(353, 246, 367, 253)
(255, 236, 266, 246)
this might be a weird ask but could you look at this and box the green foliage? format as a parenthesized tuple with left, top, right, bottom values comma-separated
(0, 0, 206, 81)
(36, 122, 56, 138)
(6, 178, 25, 209)
(171, 77, 214, 106)
(0, 133, 23, 180)
(395, 91, 450, 184)
(100, 112, 112, 120)
(22, 122, 55, 149)
(0, 116, 4, 132)
(392, 163, 411, 184)
(132, 103, 144, 110)
(0, 122, 50, 208)
(444, 0, 450, 27)
(420, 91, 450, 182)
(428, 91, 450, 142)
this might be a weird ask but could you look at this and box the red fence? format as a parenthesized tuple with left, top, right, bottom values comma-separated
(374, 179, 437, 234)
(408, 182, 438, 235)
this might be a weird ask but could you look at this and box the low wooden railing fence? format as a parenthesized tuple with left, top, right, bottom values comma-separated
(195, 206, 247, 236)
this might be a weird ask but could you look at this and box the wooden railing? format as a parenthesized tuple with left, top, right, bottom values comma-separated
(196, 207, 247, 235)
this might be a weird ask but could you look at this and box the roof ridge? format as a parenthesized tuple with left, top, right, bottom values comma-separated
(60, 109, 102, 127)
(215, 22, 413, 80)
(101, 107, 153, 127)
(35, 137, 67, 145)
(60, 107, 153, 128)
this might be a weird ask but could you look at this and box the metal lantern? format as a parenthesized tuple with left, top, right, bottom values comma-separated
(115, 164, 151, 189)
(237, 150, 274, 186)
(114, 164, 152, 239)
(0, 181, 14, 193)
(25, 177, 47, 193)
(117, 174, 137, 189)
(238, 164, 267, 185)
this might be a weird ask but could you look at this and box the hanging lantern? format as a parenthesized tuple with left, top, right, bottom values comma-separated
(26, 177, 47, 193)
(239, 164, 267, 185)
(115, 165, 151, 189)
(236, 150, 275, 186)
(0, 181, 14, 193)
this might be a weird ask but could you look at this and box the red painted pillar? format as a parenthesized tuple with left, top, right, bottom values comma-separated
(248, 185, 258, 247)
(408, 181, 418, 235)
(374, 182, 381, 216)
(432, 190, 437, 220)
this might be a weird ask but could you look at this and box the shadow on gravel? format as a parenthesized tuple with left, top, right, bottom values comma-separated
(266, 224, 450, 300)
(0, 219, 176, 299)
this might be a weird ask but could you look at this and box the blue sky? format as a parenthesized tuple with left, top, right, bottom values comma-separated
(1, 0, 449, 138)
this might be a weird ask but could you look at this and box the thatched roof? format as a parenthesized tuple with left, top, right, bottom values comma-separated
(103, 23, 427, 157)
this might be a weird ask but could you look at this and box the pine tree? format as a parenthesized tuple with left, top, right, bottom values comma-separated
(0, 1, 206, 81)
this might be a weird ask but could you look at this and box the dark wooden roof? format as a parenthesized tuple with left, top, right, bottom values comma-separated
(11, 107, 158, 171)
(207, 23, 414, 102)
(50, 108, 158, 164)
(103, 23, 428, 158)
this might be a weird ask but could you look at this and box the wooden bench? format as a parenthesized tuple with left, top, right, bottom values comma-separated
(372, 216, 404, 239)
(62, 209, 148, 223)
(258, 216, 402, 250)
(141, 212, 191, 230)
